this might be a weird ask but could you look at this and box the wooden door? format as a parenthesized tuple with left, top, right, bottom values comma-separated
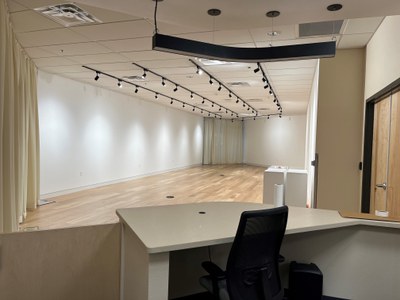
(388, 92, 400, 217)
(370, 92, 400, 217)
(371, 96, 391, 213)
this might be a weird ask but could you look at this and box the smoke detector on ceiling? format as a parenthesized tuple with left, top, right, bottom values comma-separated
(34, 3, 102, 27)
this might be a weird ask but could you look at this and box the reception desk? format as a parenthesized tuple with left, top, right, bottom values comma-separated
(117, 202, 400, 300)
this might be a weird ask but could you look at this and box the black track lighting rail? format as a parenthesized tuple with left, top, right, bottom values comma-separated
(131, 62, 238, 117)
(82, 65, 223, 119)
(256, 62, 283, 116)
(188, 59, 258, 116)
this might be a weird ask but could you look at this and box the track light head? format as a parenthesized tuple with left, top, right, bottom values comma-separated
(183, 103, 185, 108)
(209, 77, 213, 85)
(236, 98, 239, 104)
(196, 66, 203, 75)
(134, 86, 139, 93)
(170, 99, 174, 104)
(264, 83, 269, 89)
(94, 72, 100, 81)
(208, 113, 211, 117)
(142, 69, 147, 78)
(161, 78, 166, 86)
(155, 93, 158, 99)
(190, 92, 194, 99)
(202, 98, 205, 104)
(218, 84, 222, 91)
(262, 77, 266, 82)
(118, 80, 122, 88)
(254, 67, 260, 73)
(229, 92, 232, 98)
(193, 107, 195, 112)
(211, 103, 214, 107)
(173, 85, 178, 92)
(269, 90, 273, 95)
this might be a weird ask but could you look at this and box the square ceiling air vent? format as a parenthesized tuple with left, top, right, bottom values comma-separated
(299, 20, 343, 37)
(34, 3, 102, 27)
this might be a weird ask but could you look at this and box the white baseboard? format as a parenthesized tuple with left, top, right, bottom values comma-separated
(40, 164, 202, 199)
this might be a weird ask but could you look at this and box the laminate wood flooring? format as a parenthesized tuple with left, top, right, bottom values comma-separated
(21, 164, 265, 230)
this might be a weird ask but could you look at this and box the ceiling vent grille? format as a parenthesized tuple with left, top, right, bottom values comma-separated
(34, 3, 102, 27)
(228, 81, 251, 87)
(299, 20, 343, 37)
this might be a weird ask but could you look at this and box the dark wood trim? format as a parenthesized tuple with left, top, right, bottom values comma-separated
(361, 101, 374, 213)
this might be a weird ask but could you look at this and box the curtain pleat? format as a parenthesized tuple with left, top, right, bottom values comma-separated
(203, 118, 243, 164)
(0, 0, 40, 233)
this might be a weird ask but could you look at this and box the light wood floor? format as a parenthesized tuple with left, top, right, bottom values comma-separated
(21, 164, 265, 230)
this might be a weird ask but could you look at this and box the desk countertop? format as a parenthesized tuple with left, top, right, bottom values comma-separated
(116, 202, 400, 254)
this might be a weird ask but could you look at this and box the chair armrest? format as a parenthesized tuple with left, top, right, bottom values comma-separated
(201, 261, 226, 280)
(279, 254, 285, 263)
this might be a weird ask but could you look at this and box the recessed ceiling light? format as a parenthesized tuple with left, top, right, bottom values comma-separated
(266, 10, 280, 18)
(327, 4, 343, 11)
(207, 8, 221, 16)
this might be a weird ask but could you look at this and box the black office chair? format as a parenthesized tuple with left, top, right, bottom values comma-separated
(199, 205, 288, 300)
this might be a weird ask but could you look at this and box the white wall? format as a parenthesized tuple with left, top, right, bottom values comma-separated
(365, 16, 400, 99)
(243, 115, 307, 169)
(38, 71, 203, 195)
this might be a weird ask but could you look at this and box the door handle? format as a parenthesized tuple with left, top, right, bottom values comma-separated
(376, 183, 387, 190)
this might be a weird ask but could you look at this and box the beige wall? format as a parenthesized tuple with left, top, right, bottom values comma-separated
(0, 223, 120, 300)
(316, 49, 365, 211)
(365, 16, 400, 99)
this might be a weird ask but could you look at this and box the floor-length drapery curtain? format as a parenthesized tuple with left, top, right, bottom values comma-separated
(203, 118, 243, 164)
(0, 0, 40, 233)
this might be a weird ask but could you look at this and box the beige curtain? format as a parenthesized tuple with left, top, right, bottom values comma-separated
(0, 0, 40, 233)
(203, 118, 243, 164)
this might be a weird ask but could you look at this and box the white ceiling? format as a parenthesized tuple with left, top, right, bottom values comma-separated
(6, 0, 400, 118)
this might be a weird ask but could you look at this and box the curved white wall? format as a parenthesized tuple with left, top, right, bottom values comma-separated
(38, 71, 203, 195)
(243, 115, 307, 169)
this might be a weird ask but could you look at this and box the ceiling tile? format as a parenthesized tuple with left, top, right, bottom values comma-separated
(250, 25, 297, 42)
(84, 62, 137, 72)
(99, 37, 152, 52)
(34, 56, 79, 67)
(6, 0, 28, 12)
(121, 50, 186, 61)
(77, 3, 141, 23)
(338, 33, 373, 49)
(138, 59, 193, 69)
(24, 47, 57, 58)
(43, 42, 112, 56)
(40, 65, 86, 74)
(10, 10, 62, 32)
(16, 28, 88, 47)
(70, 20, 153, 41)
(343, 17, 384, 34)
(69, 53, 131, 64)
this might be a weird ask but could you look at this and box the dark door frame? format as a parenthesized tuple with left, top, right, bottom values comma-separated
(361, 78, 400, 213)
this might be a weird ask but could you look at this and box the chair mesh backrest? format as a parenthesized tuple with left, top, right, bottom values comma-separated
(226, 206, 288, 300)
